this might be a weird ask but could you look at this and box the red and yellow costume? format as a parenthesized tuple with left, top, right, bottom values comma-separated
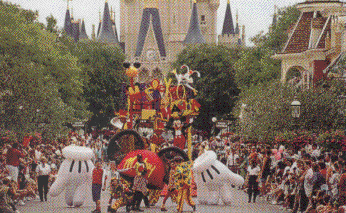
(174, 161, 195, 213)
(110, 177, 133, 211)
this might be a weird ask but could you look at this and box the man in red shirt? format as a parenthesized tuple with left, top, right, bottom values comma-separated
(92, 161, 105, 213)
(6, 143, 24, 182)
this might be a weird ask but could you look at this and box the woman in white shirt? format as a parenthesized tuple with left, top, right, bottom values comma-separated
(36, 157, 51, 202)
(247, 160, 261, 203)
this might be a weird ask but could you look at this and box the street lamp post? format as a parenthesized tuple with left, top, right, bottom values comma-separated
(291, 97, 301, 130)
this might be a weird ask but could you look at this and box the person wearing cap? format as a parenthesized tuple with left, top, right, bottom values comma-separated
(35, 156, 51, 202)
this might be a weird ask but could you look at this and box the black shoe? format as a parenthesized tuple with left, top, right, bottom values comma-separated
(136, 209, 144, 212)
(248, 200, 251, 203)
(192, 205, 196, 212)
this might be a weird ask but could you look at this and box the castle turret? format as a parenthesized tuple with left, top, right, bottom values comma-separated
(221, 0, 235, 35)
(183, 1, 205, 44)
(97, 11, 102, 37)
(71, 20, 80, 43)
(111, 8, 119, 43)
(97, 0, 119, 44)
(269, 5, 278, 33)
(79, 19, 89, 40)
(235, 10, 239, 35)
(218, 0, 243, 47)
(63, 4, 73, 37)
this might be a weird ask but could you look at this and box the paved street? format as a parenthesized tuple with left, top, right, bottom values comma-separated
(18, 187, 288, 213)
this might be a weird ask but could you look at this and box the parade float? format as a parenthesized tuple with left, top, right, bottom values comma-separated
(105, 62, 201, 209)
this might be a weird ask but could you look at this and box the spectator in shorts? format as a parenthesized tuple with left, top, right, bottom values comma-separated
(92, 161, 105, 213)
(5, 143, 25, 183)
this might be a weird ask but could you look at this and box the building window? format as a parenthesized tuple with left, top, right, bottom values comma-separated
(201, 15, 206, 25)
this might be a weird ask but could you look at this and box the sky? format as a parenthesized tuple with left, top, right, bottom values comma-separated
(6, 0, 303, 45)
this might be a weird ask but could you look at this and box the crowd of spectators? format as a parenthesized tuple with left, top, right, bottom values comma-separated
(0, 133, 110, 213)
(2, 131, 346, 213)
(192, 135, 346, 213)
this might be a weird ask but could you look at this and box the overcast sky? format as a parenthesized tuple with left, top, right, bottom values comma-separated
(6, 0, 303, 45)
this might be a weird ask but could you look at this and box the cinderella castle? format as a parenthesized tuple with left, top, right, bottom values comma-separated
(63, 0, 246, 80)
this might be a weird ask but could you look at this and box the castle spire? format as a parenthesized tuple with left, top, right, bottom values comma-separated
(183, 1, 205, 44)
(97, 10, 102, 37)
(221, 0, 235, 35)
(63, 5, 73, 37)
(235, 10, 240, 35)
(97, 0, 118, 44)
(79, 19, 89, 40)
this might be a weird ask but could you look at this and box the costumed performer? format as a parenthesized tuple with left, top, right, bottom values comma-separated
(174, 156, 196, 213)
(108, 173, 132, 213)
(133, 154, 150, 208)
(160, 157, 180, 211)
(192, 150, 244, 205)
(49, 145, 94, 207)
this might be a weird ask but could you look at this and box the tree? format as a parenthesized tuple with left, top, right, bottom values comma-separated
(173, 44, 240, 133)
(234, 6, 300, 90)
(0, 2, 89, 140)
(62, 38, 127, 129)
(46, 14, 57, 33)
(235, 81, 346, 141)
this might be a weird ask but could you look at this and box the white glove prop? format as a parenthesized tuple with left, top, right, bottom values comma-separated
(193, 151, 244, 205)
(49, 145, 94, 207)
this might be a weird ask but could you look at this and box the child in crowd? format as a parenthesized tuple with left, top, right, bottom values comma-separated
(92, 161, 106, 213)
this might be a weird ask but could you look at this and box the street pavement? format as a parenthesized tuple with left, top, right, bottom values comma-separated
(17, 187, 289, 213)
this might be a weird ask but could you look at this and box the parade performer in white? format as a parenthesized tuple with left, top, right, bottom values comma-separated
(49, 145, 94, 207)
(192, 150, 244, 205)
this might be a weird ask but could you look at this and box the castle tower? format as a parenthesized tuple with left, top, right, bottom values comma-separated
(63, 3, 73, 37)
(221, 0, 235, 35)
(111, 9, 119, 43)
(198, 0, 219, 43)
(218, 0, 243, 47)
(184, 1, 205, 44)
(235, 10, 239, 35)
(120, 0, 220, 77)
(269, 5, 278, 33)
(97, 11, 102, 37)
(71, 20, 80, 42)
(79, 19, 89, 40)
(97, 0, 119, 44)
